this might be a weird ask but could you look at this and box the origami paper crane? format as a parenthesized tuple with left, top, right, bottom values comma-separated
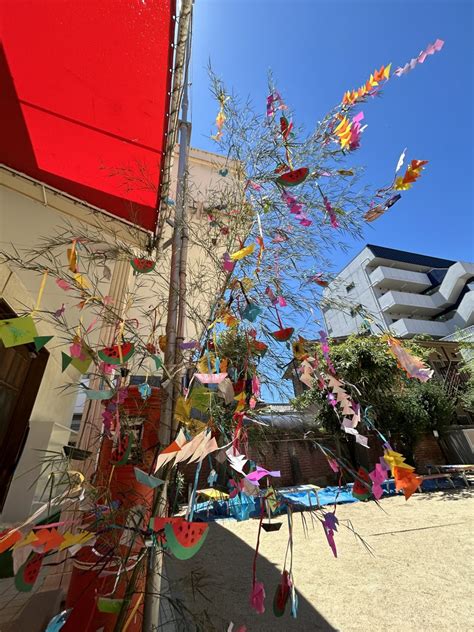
(386, 336, 433, 381)
(394, 39, 444, 77)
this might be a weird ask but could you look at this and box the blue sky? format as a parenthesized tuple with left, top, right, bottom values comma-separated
(190, 0, 473, 272)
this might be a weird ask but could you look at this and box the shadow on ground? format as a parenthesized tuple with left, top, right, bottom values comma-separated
(164, 520, 337, 632)
(415, 486, 474, 502)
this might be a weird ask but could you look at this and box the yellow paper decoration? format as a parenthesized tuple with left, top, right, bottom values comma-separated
(229, 243, 255, 261)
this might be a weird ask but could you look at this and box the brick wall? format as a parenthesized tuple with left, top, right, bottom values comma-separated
(413, 434, 446, 471)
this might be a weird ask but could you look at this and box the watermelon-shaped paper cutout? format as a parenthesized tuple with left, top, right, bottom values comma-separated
(276, 167, 309, 187)
(34, 335, 53, 351)
(134, 468, 164, 489)
(273, 570, 291, 617)
(97, 597, 125, 614)
(352, 467, 372, 500)
(14, 552, 44, 592)
(61, 352, 73, 372)
(111, 434, 132, 466)
(98, 342, 135, 365)
(270, 327, 294, 342)
(164, 521, 209, 560)
(131, 258, 156, 274)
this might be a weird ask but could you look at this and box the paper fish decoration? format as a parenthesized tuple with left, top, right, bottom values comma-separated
(394, 159, 428, 191)
(230, 244, 255, 261)
(386, 336, 433, 381)
(342, 63, 391, 106)
(0, 316, 38, 348)
(394, 39, 444, 77)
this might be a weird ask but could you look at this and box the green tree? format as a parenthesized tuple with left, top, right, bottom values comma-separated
(293, 334, 456, 462)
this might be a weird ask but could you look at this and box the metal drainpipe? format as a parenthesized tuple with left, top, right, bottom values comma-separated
(142, 2, 193, 628)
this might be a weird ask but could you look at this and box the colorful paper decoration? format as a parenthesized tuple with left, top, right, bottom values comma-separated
(394, 159, 428, 191)
(195, 372, 228, 384)
(342, 64, 391, 106)
(34, 335, 53, 351)
(334, 112, 364, 151)
(98, 341, 135, 365)
(393, 466, 422, 500)
(352, 467, 372, 500)
(15, 552, 44, 592)
(97, 598, 125, 614)
(130, 258, 156, 273)
(364, 194, 402, 222)
(84, 389, 114, 400)
(246, 467, 281, 484)
(273, 570, 292, 616)
(211, 90, 229, 141)
(164, 520, 209, 560)
(138, 382, 152, 400)
(250, 581, 266, 615)
(369, 463, 387, 500)
(133, 467, 164, 489)
(276, 167, 309, 187)
(386, 336, 433, 381)
(229, 243, 255, 261)
(394, 39, 444, 77)
(322, 512, 339, 558)
(0, 316, 38, 348)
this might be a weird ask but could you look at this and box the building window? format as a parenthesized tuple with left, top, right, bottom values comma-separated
(350, 304, 362, 317)
(346, 282, 355, 293)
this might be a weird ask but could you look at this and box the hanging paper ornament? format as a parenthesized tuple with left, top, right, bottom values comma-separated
(211, 91, 229, 141)
(110, 433, 133, 466)
(219, 168, 229, 177)
(138, 382, 152, 400)
(322, 512, 339, 558)
(14, 552, 44, 592)
(250, 581, 266, 614)
(130, 258, 156, 274)
(0, 316, 38, 348)
(164, 520, 209, 560)
(97, 598, 125, 614)
(276, 167, 309, 187)
(229, 243, 255, 261)
(273, 570, 292, 617)
(394, 39, 444, 77)
(352, 467, 372, 500)
(341, 63, 391, 106)
(34, 335, 53, 351)
(271, 327, 294, 342)
(394, 159, 428, 191)
(385, 336, 433, 381)
(241, 301, 263, 323)
(98, 341, 135, 365)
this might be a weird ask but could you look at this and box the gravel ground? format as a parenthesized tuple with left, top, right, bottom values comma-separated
(166, 488, 474, 631)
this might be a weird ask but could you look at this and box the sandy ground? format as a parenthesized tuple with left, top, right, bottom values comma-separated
(166, 488, 474, 632)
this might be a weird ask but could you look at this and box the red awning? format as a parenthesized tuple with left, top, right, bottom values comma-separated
(1, 0, 175, 232)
